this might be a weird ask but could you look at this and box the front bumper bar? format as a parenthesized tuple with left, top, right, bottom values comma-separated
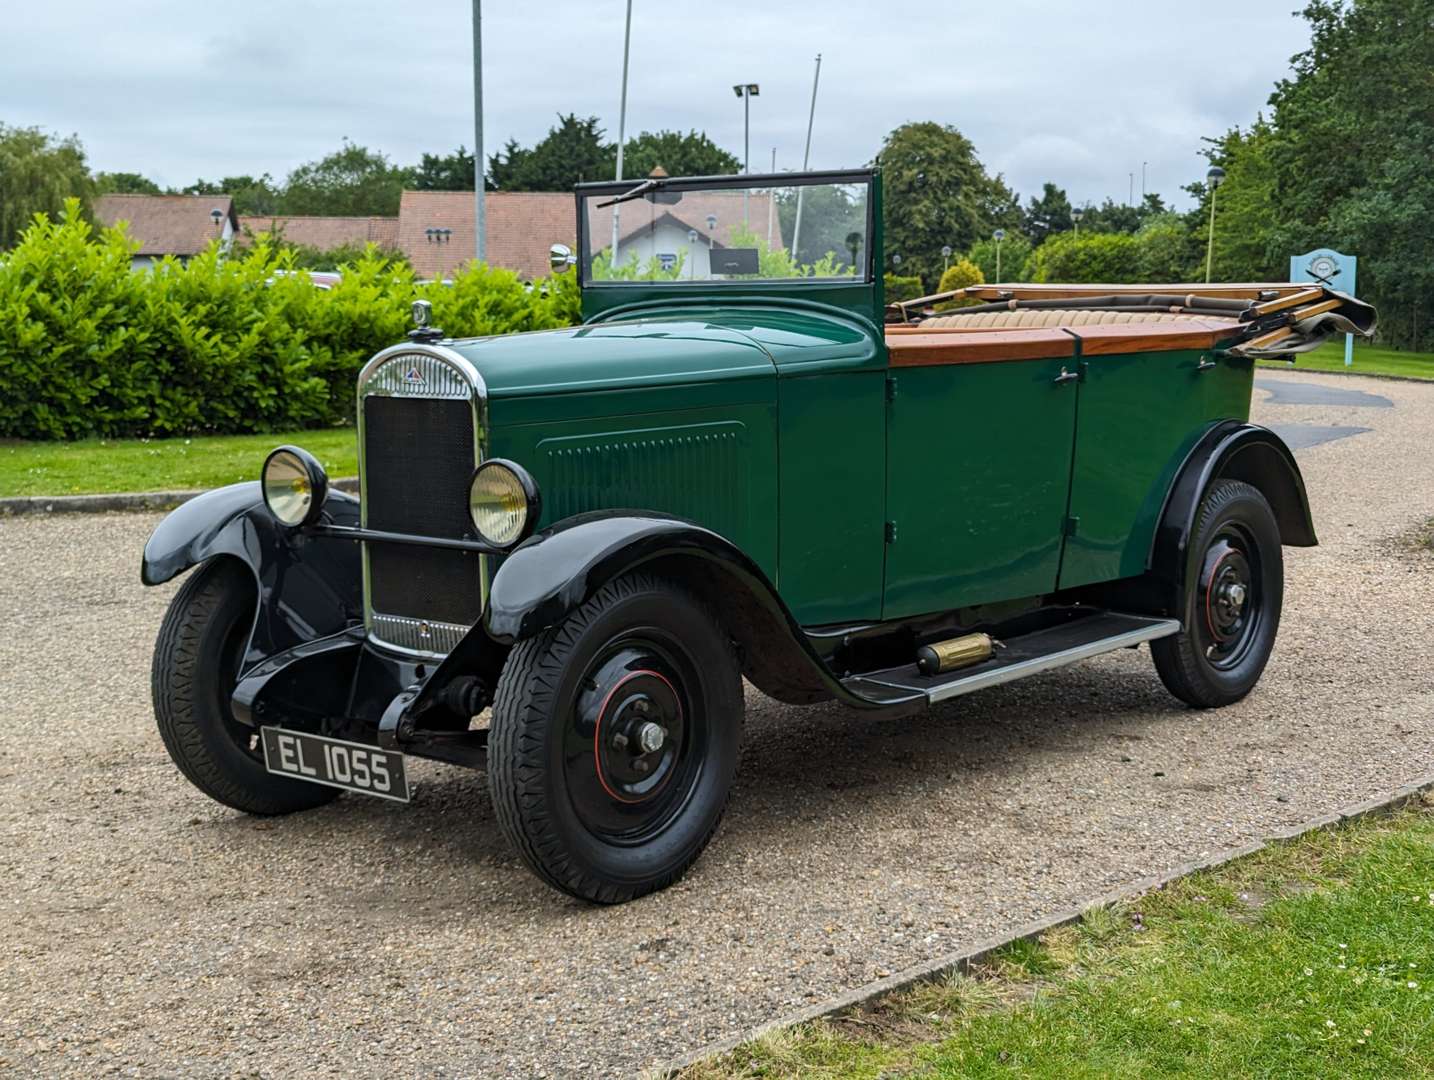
(231, 628, 490, 770)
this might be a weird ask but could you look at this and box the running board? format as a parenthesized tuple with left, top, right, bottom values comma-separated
(841, 612, 1181, 707)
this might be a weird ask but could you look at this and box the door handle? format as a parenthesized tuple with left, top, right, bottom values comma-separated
(1195, 358, 1218, 372)
(1053, 367, 1080, 384)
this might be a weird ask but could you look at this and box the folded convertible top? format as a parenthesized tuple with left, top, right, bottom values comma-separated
(889, 284, 1377, 360)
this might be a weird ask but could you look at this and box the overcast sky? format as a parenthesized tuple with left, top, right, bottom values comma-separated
(5, 1, 1310, 210)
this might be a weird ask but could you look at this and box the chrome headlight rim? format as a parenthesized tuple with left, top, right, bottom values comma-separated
(261, 444, 328, 528)
(468, 458, 541, 549)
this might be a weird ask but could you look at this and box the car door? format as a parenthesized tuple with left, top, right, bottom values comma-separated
(1057, 328, 1254, 590)
(882, 331, 1081, 620)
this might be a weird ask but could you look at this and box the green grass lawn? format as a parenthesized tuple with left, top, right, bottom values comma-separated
(684, 804, 1434, 1079)
(1262, 339, 1434, 379)
(0, 428, 356, 497)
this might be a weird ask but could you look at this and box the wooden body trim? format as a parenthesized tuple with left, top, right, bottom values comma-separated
(886, 328, 1075, 367)
(885, 319, 1236, 368)
(1063, 319, 1236, 356)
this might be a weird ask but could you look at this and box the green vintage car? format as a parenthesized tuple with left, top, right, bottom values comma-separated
(142, 169, 1374, 903)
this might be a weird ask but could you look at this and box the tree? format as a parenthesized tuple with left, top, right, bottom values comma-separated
(874, 122, 1014, 288)
(182, 174, 282, 216)
(486, 121, 742, 192)
(618, 130, 740, 179)
(1135, 213, 1199, 282)
(488, 114, 614, 191)
(95, 171, 161, 195)
(776, 183, 868, 269)
(1023, 182, 1073, 245)
(1077, 198, 1143, 235)
(280, 142, 413, 216)
(1182, 121, 1282, 282)
(1257, 0, 1434, 349)
(967, 232, 1033, 283)
(0, 124, 92, 249)
(413, 146, 476, 191)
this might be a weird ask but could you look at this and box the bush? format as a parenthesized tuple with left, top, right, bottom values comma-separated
(0, 202, 579, 439)
(934, 258, 985, 308)
(884, 274, 925, 303)
(1027, 231, 1142, 284)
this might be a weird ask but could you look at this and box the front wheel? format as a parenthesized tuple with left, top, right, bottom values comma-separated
(487, 573, 743, 903)
(152, 559, 341, 815)
(1152, 479, 1284, 708)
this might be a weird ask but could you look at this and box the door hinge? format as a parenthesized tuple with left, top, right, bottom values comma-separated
(885, 375, 899, 402)
(1063, 515, 1080, 537)
(884, 520, 898, 544)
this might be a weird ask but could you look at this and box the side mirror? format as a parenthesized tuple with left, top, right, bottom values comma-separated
(549, 243, 576, 274)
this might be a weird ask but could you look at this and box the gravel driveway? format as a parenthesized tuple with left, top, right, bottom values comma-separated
(3, 369, 1431, 1078)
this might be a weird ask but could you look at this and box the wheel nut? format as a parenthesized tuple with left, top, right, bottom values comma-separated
(637, 721, 666, 754)
(611, 732, 629, 751)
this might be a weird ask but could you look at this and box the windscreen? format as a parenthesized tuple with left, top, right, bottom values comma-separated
(581, 179, 870, 284)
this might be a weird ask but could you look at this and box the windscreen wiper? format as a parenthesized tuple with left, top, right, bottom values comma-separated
(595, 177, 665, 209)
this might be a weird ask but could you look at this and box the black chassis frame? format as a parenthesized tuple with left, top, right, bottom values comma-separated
(140, 421, 1314, 772)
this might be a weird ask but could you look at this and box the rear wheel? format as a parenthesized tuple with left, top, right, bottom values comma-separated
(152, 559, 340, 815)
(488, 573, 742, 903)
(1152, 480, 1283, 708)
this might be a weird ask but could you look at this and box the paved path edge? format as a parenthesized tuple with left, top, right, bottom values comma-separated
(661, 773, 1434, 1076)
(1257, 363, 1434, 386)
(0, 477, 359, 516)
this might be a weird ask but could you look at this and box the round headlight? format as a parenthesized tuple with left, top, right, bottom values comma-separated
(262, 445, 328, 528)
(468, 459, 540, 548)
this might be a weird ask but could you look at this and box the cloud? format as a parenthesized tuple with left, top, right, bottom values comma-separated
(4, 0, 1310, 207)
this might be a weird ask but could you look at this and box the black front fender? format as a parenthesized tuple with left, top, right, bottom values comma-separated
(399, 512, 909, 729)
(485, 512, 769, 643)
(140, 482, 363, 665)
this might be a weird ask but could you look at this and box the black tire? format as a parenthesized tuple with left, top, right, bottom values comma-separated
(152, 559, 340, 815)
(1152, 479, 1284, 708)
(488, 573, 743, 904)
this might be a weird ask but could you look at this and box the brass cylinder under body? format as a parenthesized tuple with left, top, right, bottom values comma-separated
(915, 633, 995, 676)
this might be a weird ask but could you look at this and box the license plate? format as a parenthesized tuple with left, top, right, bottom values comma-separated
(260, 727, 410, 803)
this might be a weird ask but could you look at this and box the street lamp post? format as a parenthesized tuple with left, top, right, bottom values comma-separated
(733, 82, 759, 225)
(1073, 207, 1084, 236)
(993, 228, 1006, 283)
(941, 245, 952, 274)
(1205, 165, 1226, 283)
(790, 53, 822, 265)
(610, 0, 634, 270)
(472, 0, 485, 263)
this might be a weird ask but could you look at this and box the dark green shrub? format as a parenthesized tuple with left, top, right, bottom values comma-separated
(1027, 232, 1143, 285)
(0, 202, 579, 439)
(884, 273, 925, 303)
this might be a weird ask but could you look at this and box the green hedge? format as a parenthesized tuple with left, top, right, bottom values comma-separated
(0, 201, 580, 439)
(884, 273, 925, 303)
(1026, 231, 1143, 285)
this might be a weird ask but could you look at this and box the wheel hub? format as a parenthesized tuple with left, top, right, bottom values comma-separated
(563, 643, 696, 842)
(1198, 528, 1261, 666)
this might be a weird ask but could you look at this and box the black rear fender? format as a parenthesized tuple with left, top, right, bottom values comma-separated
(1150, 421, 1315, 599)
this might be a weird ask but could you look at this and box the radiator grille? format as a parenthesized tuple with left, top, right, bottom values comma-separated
(362, 394, 483, 639)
